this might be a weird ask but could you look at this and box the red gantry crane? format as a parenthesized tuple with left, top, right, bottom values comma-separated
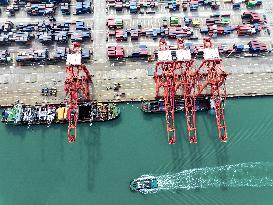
(154, 38, 177, 144)
(154, 38, 194, 144)
(195, 37, 228, 142)
(154, 37, 228, 144)
(64, 42, 92, 143)
(175, 38, 197, 144)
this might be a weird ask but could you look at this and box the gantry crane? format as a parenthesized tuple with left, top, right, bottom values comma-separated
(195, 37, 228, 142)
(175, 38, 197, 144)
(64, 42, 92, 143)
(154, 38, 177, 144)
(154, 37, 228, 144)
(154, 38, 194, 144)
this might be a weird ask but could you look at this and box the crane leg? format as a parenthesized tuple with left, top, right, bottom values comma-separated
(211, 86, 228, 142)
(155, 78, 160, 98)
(67, 106, 78, 143)
(164, 85, 176, 144)
(184, 84, 197, 143)
(68, 127, 76, 143)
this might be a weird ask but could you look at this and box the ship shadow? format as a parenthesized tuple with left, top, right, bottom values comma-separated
(102, 113, 122, 129)
(203, 111, 229, 191)
(78, 104, 121, 192)
(33, 123, 65, 163)
(4, 124, 28, 140)
(81, 123, 102, 192)
(142, 113, 163, 124)
(142, 111, 167, 155)
(141, 110, 167, 146)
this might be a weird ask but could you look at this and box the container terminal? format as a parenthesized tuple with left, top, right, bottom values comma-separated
(0, 0, 273, 142)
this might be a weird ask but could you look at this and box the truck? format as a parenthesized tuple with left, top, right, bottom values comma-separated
(107, 18, 123, 29)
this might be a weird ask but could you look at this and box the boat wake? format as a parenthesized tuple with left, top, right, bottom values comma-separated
(149, 162, 273, 194)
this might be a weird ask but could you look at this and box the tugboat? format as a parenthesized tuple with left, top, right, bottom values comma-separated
(130, 175, 158, 194)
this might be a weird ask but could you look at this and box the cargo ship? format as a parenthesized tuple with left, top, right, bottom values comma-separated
(1, 102, 120, 125)
(141, 97, 212, 113)
(130, 175, 158, 194)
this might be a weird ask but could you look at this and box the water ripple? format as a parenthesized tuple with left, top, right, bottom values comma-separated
(147, 162, 273, 194)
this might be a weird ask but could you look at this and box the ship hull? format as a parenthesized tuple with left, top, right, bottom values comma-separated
(130, 175, 158, 194)
(141, 97, 212, 113)
(1, 102, 120, 125)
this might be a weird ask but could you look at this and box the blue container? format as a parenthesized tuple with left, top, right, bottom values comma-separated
(234, 44, 244, 52)
(233, 3, 240, 10)
(256, 0, 262, 6)
(190, 4, 198, 11)
(200, 27, 208, 34)
(0, 0, 9, 5)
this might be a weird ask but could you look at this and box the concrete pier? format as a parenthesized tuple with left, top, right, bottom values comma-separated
(1, 55, 273, 107)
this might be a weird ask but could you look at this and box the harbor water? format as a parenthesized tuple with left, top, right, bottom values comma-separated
(0, 97, 273, 204)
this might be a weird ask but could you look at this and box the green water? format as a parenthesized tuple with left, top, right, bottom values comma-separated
(1, 97, 273, 205)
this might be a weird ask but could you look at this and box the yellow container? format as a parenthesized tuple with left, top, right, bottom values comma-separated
(192, 19, 200, 27)
(57, 107, 67, 121)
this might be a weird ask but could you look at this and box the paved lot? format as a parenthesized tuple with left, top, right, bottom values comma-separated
(0, 0, 273, 106)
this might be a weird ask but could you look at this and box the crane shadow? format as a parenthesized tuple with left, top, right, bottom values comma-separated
(40, 125, 46, 162)
(188, 142, 203, 192)
(203, 110, 229, 191)
(169, 114, 188, 195)
(57, 124, 65, 162)
(81, 123, 102, 192)
(185, 112, 204, 193)
(171, 114, 186, 173)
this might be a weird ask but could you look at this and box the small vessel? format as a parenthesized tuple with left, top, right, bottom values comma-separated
(1, 101, 120, 125)
(130, 175, 158, 194)
(141, 97, 211, 113)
